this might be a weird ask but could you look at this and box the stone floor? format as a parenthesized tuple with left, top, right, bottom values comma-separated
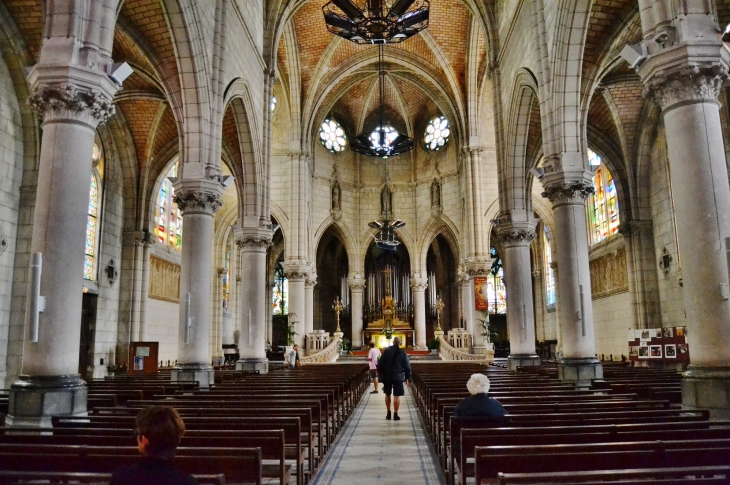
(312, 384, 445, 485)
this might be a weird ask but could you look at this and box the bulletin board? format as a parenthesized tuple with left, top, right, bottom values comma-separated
(628, 327, 689, 364)
(128, 341, 159, 375)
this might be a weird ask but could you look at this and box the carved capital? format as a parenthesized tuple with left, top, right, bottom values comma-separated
(456, 271, 470, 284)
(498, 229, 537, 246)
(410, 277, 429, 291)
(541, 181, 595, 204)
(235, 236, 272, 252)
(306, 273, 318, 287)
(644, 65, 727, 111)
(173, 190, 223, 214)
(28, 84, 115, 125)
(285, 271, 308, 281)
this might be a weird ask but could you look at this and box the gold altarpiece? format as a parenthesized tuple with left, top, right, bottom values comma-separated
(364, 267, 414, 348)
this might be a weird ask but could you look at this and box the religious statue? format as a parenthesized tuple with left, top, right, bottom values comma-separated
(431, 179, 441, 208)
(381, 185, 392, 216)
(331, 180, 341, 211)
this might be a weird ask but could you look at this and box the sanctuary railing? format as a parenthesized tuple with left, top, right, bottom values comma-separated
(300, 335, 341, 364)
(439, 335, 494, 363)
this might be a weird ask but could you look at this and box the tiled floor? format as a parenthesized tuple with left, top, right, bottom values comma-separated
(312, 385, 445, 485)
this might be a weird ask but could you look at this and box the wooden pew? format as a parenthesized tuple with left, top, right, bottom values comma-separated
(496, 465, 730, 485)
(0, 471, 227, 485)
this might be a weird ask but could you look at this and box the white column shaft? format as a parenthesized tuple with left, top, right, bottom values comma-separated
(504, 244, 537, 355)
(350, 287, 364, 348)
(411, 278, 428, 349)
(139, 242, 152, 341)
(304, 282, 314, 337)
(288, 278, 306, 348)
(239, 247, 268, 360)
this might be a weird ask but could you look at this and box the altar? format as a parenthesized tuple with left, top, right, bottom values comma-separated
(363, 269, 415, 348)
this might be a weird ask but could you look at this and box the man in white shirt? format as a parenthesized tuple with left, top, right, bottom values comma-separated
(367, 341, 381, 394)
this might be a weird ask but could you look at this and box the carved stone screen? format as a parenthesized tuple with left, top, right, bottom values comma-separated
(149, 256, 181, 302)
(589, 246, 629, 299)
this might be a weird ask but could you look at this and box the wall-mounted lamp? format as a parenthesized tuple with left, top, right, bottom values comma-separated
(658, 248, 672, 276)
(106, 259, 118, 286)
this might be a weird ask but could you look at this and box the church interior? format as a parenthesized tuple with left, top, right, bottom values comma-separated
(1, 0, 730, 481)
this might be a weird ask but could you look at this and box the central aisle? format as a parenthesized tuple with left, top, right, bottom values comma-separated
(312, 385, 445, 485)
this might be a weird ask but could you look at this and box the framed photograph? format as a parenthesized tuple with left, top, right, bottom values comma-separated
(677, 344, 689, 355)
(665, 344, 677, 358)
(629, 346, 639, 358)
(675, 326, 686, 337)
(650, 345, 662, 358)
(653, 328, 663, 338)
(133, 356, 144, 370)
(640, 329, 651, 341)
(638, 344, 649, 358)
(634, 329, 643, 339)
(628, 329, 637, 340)
(662, 327, 673, 338)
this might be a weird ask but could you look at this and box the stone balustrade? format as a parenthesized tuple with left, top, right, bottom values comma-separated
(300, 335, 341, 364)
(439, 335, 494, 363)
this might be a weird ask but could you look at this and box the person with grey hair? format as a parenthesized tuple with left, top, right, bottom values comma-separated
(377, 336, 411, 420)
(453, 373, 508, 417)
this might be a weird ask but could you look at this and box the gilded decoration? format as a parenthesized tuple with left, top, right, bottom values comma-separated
(589, 246, 629, 299)
(149, 256, 181, 303)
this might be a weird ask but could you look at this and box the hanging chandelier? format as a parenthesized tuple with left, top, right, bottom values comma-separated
(350, 45, 413, 158)
(322, 0, 430, 45)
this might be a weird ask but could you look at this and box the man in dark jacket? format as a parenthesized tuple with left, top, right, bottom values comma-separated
(377, 336, 411, 420)
(453, 373, 508, 417)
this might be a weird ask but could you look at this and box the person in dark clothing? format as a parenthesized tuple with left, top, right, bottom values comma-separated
(377, 336, 411, 421)
(453, 373, 508, 417)
(110, 405, 198, 485)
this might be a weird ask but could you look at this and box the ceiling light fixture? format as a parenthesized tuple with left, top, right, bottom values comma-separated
(322, 0, 430, 45)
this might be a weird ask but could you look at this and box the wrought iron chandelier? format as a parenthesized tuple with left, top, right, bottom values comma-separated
(350, 45, 414, 158)
(322, 0, 430, 45)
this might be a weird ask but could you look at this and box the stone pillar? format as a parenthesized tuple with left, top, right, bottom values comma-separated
(640, 63, 730, 417)
(348, 277, 366, 348)
(304, 273, 316, 347)
(169, 181, 223, 388)
(465, 262, 490, 353)
(235, 228, 272, 374)
(496, 220, 541, 370)
(619, 220, 660, 330)
(282, 263, 308, 348)
(541, 171, 602, 384)
(458, 271, 473, 350)
(130, 237, 143, 341)
(138, 233, 155, 341)
(7, 82, 118, 426)
(266, 282, 275, 346)
(411, 277, 428, 350)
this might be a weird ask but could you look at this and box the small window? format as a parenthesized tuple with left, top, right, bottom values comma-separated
(270, 96, 277, 112)
(488, 246, 506, 314)
(424, 115, 450, 151)
(84, 142, 103, 280)
(319, 118, 347, 153)
(155, 161, 183, 250)
(586, 149, 620, 245)
(272, 261, 288, 315)
(543, 225, 556, 308)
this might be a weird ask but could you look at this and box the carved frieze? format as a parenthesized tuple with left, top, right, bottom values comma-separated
(149, 256, 181, 303)
(173, 190, 223, 214)
(644, 65, 727, 111)
(589, 246, 629, 299)
(28, 85, 116, 124)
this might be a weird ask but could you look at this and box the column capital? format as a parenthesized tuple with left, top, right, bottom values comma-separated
(348, 277, 366, 291)
(457, 271, 470, 284)
(28, 83, 116, 127)
(305, 273, 318, 287)
(541, 178, 595, 204)
(643, 64, 727, 112)
(281, 261, 309, 281)
(497, 226, 537, 247)
(410, 277, 429, 291)
(172, 180, 224, 215)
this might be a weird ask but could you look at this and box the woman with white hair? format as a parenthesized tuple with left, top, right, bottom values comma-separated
(453, 373, 508, 417)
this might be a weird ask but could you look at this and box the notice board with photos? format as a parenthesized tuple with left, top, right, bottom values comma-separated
(128, 341, 159, 375)
(628, 327, 689, 363)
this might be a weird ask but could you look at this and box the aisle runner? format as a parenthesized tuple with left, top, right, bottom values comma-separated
(312, 386, 444, 485)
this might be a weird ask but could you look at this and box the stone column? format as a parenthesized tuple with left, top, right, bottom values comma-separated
(266, 282, 276, 346)
(169, 181, 223, 388)
(541, 171, 602, 384)
(458, 271, 473, 350)
(282, 263, 308, 348)
(7, 81, 118, 426)
(348, 277, 366, 348)
(496, 221, 541, 370)
(304, 273, 317, 348)
(130, 237, 143, 341)
(466, 263, 490, 353)
(411, 277, 429, 350)
(619, 220, 660, 330)
(235, 228, 272, 374)
(138, 233, 155, 341)
(641, 64, 730, 417)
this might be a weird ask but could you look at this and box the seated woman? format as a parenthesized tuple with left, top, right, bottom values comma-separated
(454, 373, 508, 417)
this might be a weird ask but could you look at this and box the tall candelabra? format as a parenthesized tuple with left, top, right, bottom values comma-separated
(332, 297, 344, 334)
(434, 296, 445, 336)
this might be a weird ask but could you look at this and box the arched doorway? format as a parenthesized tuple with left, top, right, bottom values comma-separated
(425, 234, 457, 341)
(315, 227, 349, 338)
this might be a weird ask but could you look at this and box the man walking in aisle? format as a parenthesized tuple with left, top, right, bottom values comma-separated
(377, 336, 410, 420)
(368, 341, 381, 393)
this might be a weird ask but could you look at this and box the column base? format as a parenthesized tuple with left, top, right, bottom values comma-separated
(682, 366, 730, 420)
(508, 354, 542, 371)
(171, 363, 214, 388)
(413, 345, 428, 351)
(236, 358, 269, 374)
(559, 358, 603, 386)
(6, 374, 87, 428)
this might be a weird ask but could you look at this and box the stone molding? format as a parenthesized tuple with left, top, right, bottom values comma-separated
(28, 84, 115, 124)
(235, 236, 272, 252)
(173, 190, 223, 214)
(410, 277, 429, 291)
(618, 220, 653, 236)
(541, 181, 595, 203)
(644, 65, 727, 111)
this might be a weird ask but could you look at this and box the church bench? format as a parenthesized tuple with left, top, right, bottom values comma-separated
(495, 465, 730, 485)
(0, 445, 263, 485)
(0, 431, 291, 485)
(455, 428, 730, 485)
(473, 444, 730, 484)
(0, 471, 227, 485)
(86, 394, 118, 408)
(87, 389, 143, 405)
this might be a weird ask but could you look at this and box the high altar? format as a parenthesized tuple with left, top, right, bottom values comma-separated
(364, 268, 414, 348)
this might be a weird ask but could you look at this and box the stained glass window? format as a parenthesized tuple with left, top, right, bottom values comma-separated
(84, 142, 103, 280)
(424, 115, 450, 150)
(222, 238, 231, 308)
(270, 95, 277, 112)
(487, 246, 507, 314)
(586, 149, 620, 245)
(154, 161, 183, 250)
(543, 225, 556, 307)
(272, 262, 288, 315)
(319, 118, 347, 153)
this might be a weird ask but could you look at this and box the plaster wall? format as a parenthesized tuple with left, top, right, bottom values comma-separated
(145, 298, 180, 366)
(592, 290, 632, 360)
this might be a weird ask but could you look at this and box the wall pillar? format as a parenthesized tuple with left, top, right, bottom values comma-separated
(458, 272, 473, 349)
(138, 234, 155, 341)
(411, 277, 428, 350)
(541, 169, 602, 384)
(348, 277, 366, 348)
(282, 263, 308, 348)
(235, 228, 272, 374)
(169, 181, 223, 388)
(496, 220, 541, 370)
(304, 273, 316, 347)
(619, 220, 659, 330)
